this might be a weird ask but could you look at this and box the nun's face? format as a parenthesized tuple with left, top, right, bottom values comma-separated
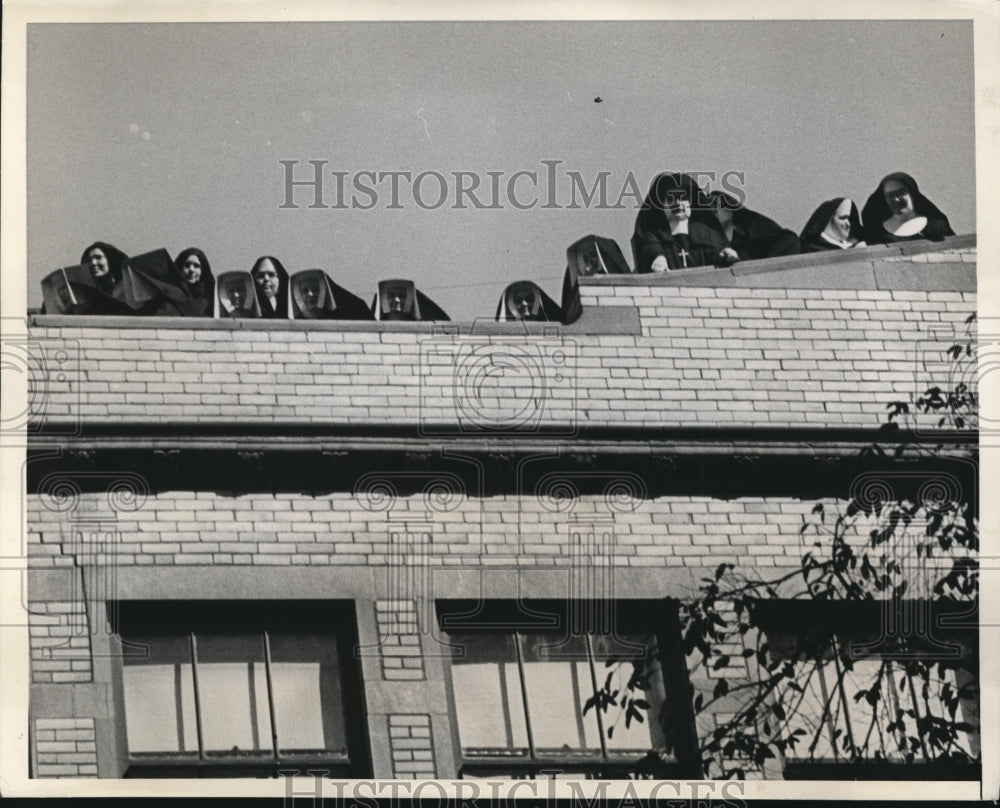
(512, 289, 535, 317)
(226, 281, 245, 308)
(180, 254, 202, 284)
(580, 245, 602, 275)
(55, 277, 74, 309)
(252, 259, 280, 298)
(831, 199, 854, 239)
(883, 180, 914, 216)
(386, 287, 406, 312)
(86, 248, 109, 277)
(299, 277, 323, 310)
(663, 194, 691, 223)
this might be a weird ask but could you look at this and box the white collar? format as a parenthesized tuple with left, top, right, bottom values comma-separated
(819, 232, 858, 249)
(883, 214, 927, 237)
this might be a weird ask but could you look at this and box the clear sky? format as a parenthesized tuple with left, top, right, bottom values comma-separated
(26, 20, 975, 319)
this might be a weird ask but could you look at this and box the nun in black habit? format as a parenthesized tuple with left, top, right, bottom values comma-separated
(171, 248, 216, 317)
(40, 263, 129, 315)
(632, 173, 730, 273)
(214, 271, 262, 318)
(250, 256, 290, 318)
(861, 172, 954, 245)
(799, 198, 866, 252)
(561, 235, 631, 324)
(289, 269, 374, 320)
(495, 280, 562, 322)
(709, 190, 800, 263)
(81, 241, 128, 299)
(119, 248, 204, 316)
(52, 241, 133, 315)
(370, 280, 450, 322)
(46, 243, 177, 316)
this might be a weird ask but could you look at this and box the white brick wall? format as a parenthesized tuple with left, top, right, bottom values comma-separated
(376, 600, 425, 680)
(388, 715, 436, 779)
(26, 492, 971, 593)
(34, 718, 98, 777)
(29, 602, 92, 683)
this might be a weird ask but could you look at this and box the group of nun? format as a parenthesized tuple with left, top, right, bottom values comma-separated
(42, 247, 448, 323)
(41, 172, 953, 325)
(631, 170, 952, 274)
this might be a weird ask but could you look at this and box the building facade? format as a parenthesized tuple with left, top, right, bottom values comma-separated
(23, 236, 979, 780)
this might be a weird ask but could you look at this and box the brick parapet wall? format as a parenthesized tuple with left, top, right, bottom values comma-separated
(576, 285, 974, 427)
(880, 246, 977, 264)
(24, 244, 976, 433)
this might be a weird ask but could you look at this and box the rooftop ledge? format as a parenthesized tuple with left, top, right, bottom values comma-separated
(583, 234, 976, 291)
(27, 234, 975, 336)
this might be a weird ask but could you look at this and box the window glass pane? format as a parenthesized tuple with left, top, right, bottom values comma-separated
(776, 637, 941, 763)
(930, 666, 977, 757)
(888, 661, 976, 759)
(840, 657, 899, 758)
(195, 633, 272, 757)
(775, 650, 838, 761)
(591, 634, 666, 754)
(269, 632, 347, 755)
(450, 633, 528, 754)
(765, 626, 979, 770)
(520, 633, 601, 754)
(122, 634, 197, 755)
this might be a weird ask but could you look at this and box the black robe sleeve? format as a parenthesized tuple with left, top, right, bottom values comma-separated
(731, 209, 800, 261)
(634, 227, 670, 274)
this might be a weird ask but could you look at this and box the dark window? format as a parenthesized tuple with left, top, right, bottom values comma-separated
(112, 601, 370, 778)
(438, 600, 697, 779)
(754, 601, 979, 781)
